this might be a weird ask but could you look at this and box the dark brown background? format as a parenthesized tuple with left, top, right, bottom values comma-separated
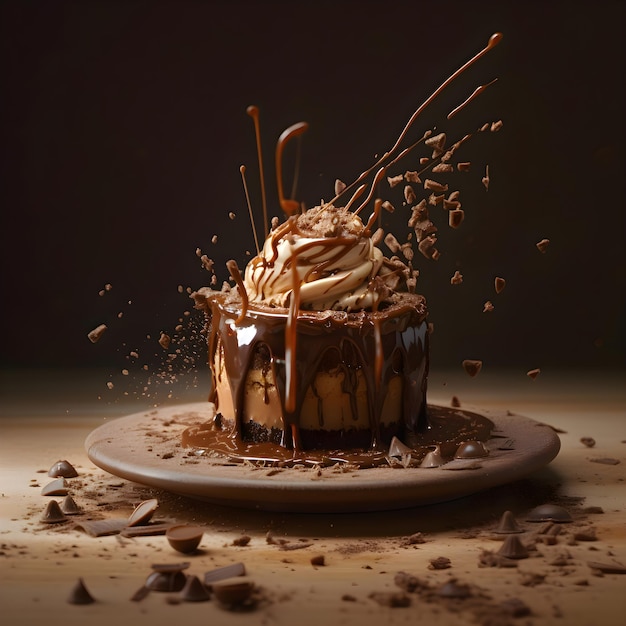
(1, 0, 624, 376)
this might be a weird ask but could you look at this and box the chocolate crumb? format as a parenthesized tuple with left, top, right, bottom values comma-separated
(233, 535, 251, 547)
(432, 163, 453, 173)
(450, 270, 463, 285)
(387, 174, 404, 188)
(429, 556, 451, 570)
(580, 437, 596, 448)
(457, 162, 471, 172)
(424, 179, 448, 193)
(310, 555, 325, 566)
(527, 368, 541, 380)
(368, 591, 411, 608)
(494, 276, 506, 294)
(342, 594, 357, 602)
(381, 200, 395, 213)
(158, 333, 171, 350)
(462, 359, 482, 377)
(483, 301, 494, 313)
(536, 238, 550, 253)
(451, 395, 461, 407)
(87, 324, 107, 344)
(228, 212, 236, 220)
(491, 120, 503, 132)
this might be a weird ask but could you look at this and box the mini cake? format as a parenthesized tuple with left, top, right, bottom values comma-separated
(186, 33, 504, 461)
(193, 204, 429, 452)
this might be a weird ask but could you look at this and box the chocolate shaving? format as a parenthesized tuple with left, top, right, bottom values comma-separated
(432, 163, 453, 173)
(482, 165, 490, 190)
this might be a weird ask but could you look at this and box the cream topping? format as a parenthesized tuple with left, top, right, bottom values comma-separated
(243, 205, 391, 311)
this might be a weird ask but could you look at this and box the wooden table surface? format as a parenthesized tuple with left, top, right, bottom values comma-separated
(1, 368, 625, 625)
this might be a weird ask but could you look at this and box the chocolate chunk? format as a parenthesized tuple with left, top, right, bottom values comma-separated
(420, 446, 445, 468)
(179, 575, 211, 602)
(158, 333, 171, 350)
(429, 556, 451, 570)
(59, 495, 81, 515)
(491, 120, 503, 132)
(580, 437, 596, 448)
(127, 498, 159, 527)
(450, 270, 463, 285)
(368, 591, 411, 607)
(493, 510, 523, 534)
(526, 368, 541, 380)
(48, 460, 79, 478)
(449, 209, 464, 228)
(403, 185, 416, 204)
(67, 578, 96, 605)
(310, 555, 325, 566)
(381, 200, 395, 213)
(73, 519, 129, 537)
(457, 162, 471, 172)
(536, 238, 550, 253)
(425, 132, 446, 151)
(387, 174, 404, 188)
(41, 500, 68, 524)
(212, 578, 255, 607)
(41, 478, 69, 496)
(87, 324, 107, 343)
(455, 441, 489, 459)
(121, 523, 174, 537)
(404, 171, 421, 184)
(334, 179, 346, 196)
(432, 163, 453, 173)
(145, 570, 187, 592)
(462, 359, 482, 377)
(166, 525, 205, 553)
(482, 301, 494, 313)
(424, 179, 448, 193)
(232, 535, 251, 547)
(494, 276, 506, 294)
(451, 395, 461, 407)
(204, 562, 246, 588)
(526, 504, 573, 523)
(497, 535, 529, 559)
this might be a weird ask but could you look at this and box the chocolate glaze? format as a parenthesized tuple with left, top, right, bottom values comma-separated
(193, 289, 429, 452)
(182, 404, 493, 468)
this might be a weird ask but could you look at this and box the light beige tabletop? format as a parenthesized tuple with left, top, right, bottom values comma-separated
(1, 368, 625, 626)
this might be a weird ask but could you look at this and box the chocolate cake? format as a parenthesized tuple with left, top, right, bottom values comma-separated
(192, 204, 429, 452)
(185, 33, 504, 461)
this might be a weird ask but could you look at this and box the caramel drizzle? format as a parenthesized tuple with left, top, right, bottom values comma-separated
(325, 33, 502, 210)
(246, 106, 269, 236)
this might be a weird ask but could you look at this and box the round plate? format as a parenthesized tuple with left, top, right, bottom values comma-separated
(85, 403, 560, 513)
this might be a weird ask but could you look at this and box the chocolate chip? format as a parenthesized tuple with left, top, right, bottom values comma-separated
(462, 359, 482, 377)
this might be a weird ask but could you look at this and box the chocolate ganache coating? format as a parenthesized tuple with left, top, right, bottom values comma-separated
(193, 284, 429, 452)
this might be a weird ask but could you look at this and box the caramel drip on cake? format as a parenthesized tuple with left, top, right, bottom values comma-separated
(196, 291, 429, 451)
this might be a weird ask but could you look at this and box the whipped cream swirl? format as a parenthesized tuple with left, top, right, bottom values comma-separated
(243, 205, 391, 311)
